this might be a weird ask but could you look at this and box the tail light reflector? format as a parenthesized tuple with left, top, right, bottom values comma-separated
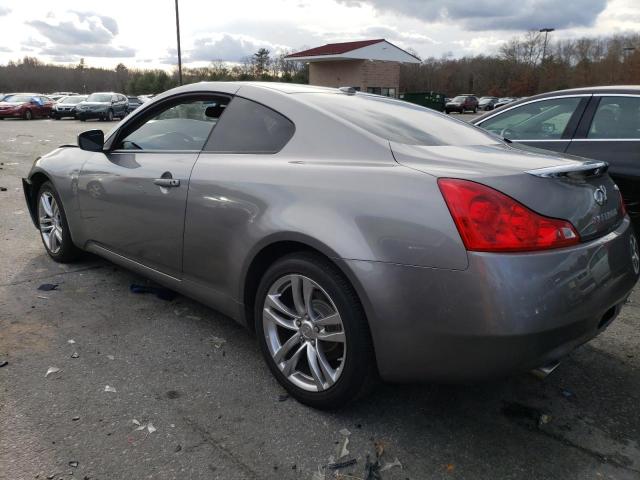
(438, 178, 580, 252)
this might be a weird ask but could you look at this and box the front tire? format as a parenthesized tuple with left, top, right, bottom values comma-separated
(24, 109, 32, 120)
(36, 182, 81, 263)
(255, 252, 376, 409)
(107, 109, 114, 121)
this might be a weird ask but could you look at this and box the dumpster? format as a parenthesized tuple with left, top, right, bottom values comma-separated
(399, 91, 446, 112)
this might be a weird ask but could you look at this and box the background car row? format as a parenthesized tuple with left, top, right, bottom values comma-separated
(444, 94, 524, 114)
(0, 92, 148, 121)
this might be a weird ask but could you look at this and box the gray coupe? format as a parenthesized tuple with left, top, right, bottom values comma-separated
(22, 82, 639, 408)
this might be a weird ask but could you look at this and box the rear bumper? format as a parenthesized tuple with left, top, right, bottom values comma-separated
(346, 217, 639, 382)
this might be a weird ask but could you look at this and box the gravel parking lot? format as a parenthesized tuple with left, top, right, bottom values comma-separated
(1, 117, 639, 480)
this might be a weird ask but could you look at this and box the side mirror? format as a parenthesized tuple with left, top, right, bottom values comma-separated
(78, 129, 104, 152)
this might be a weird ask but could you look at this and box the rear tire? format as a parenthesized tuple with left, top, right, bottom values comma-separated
(255, 252, 377, 409)
(107, 109, 114, 121)
(36, 182, 82, 263)
(24, 109, 32, 120)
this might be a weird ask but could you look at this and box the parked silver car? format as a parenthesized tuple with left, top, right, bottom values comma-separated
(22, 82, 639, 408)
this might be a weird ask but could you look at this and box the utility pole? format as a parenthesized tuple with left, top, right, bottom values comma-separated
(539, 28, 555, 64)
(175, 0, 183, 85)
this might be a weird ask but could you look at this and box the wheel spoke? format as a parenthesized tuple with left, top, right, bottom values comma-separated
(316, 330, 346, 343)
(265, 294, 299, 319)
(282, 343, 306, 376)
(314, 312, 341, 327)
(290, 276, 306, 316)
(273, 333, 302, 364)
(40, 224, 54, 233)
(263, 307, 298, 331)
(54, 227, 63, 243)
(315, 346, 337, 387)
(40, 194, 53, 217)
(306, 343, 325, 390)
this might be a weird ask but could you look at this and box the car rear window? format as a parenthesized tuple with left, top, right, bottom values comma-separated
(302, 93, 498, 146)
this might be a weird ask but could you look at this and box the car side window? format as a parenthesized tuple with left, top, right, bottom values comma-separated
(479, 97, 582, 140)
(588, 96, 640, 139)
(204, 97, 295, 153)
(117, 97, 229, 151)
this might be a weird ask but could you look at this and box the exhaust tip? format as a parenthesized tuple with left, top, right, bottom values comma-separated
(530, 360, 561, 380)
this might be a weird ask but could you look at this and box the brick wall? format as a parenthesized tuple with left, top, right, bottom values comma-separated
(309, 60, 400, 94)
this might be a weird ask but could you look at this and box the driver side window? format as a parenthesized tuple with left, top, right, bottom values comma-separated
(479, 97, 582, 140)
(118, 97, 229, 151)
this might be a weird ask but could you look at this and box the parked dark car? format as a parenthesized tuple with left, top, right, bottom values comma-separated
(51, 95, 88, 119)
(445, 94, 479, 114)
(478, 96, 499, 111)
(0, 94, 54, 120)
(76, 92, 128, 121)
(472, 86, 640, 221)
(126, 96, 144, 113)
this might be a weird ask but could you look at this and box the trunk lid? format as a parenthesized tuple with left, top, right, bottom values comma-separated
(391, 141, 624, 241)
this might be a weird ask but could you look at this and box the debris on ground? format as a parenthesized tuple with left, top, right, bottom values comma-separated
(445, 463, 455, 473)
(45, 366, 61, 378)
(131, 419, 157, 434)
(107, 355, 115, 360)
(174, 444, 182, 452)
(380, 458, 402, 472)
(0, 187, 7, 191)
(209, 336, 226, 349)
(336, 429, 351, 459)
(561, 388, 574, 399)
(147, 422, 157, 434)
(72, 416, 80, 421)
(68, 461, 78, 468)
(71, 352, 79, 359)
(67, 339, 76, 344)
(278, 393, 289, 402)
(104, 385, 116, 393)
(327, 458, 357, 470)
(129, 283, 177, 301)
(0, 361, 8, 368)
(501, 401, 552, 428)
(38, 283, 59, 291)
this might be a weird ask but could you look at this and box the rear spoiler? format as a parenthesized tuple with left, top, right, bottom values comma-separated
(526, 161, 608, 179)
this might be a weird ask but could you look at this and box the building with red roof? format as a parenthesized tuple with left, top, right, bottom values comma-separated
(285, 39, 420, 97)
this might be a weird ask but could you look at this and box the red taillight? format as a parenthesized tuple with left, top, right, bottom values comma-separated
(438, 178, 580, 252)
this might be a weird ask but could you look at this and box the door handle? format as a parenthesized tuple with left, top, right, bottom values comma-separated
(153, 178, 180, 187)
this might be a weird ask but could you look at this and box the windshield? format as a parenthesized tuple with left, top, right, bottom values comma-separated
(4, 95, 33, 103)
(302, 93, 499, 146)
(451, 96, 466, 102)
(128, 97, 140, 102)
(87, 93, 112, 102)
(61, 96, 87, 104)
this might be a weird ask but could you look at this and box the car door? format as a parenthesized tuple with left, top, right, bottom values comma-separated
(475, 95, 590, 154)
(77, 94, 231, 277)
(566, 94, 640, 220)
(118, 94, 128, 117)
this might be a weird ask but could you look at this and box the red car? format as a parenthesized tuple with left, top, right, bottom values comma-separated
(0, 94, 54, 120)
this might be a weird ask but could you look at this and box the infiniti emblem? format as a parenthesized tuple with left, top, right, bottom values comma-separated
(594, 185, 607, 206)
(631, 236, 640, 275)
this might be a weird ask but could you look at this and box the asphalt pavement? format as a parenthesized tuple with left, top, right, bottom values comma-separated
(1, 117, 639, 480)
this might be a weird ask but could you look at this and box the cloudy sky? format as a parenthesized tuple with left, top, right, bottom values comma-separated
(0, 0, 638, 69)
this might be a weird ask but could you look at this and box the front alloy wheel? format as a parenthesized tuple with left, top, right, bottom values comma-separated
(36, 182, 81, 262)
(38, 191, 63, 254)
(263, 274, 346, 392)
(256, 253, 376, 409)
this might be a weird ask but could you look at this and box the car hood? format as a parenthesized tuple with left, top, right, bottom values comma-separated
(391, 141, 622, 240)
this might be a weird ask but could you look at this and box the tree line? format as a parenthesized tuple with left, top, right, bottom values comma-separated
(0, 49, 308, 95)
(401, 32, 640, 96)
(0, 32, 638, 97)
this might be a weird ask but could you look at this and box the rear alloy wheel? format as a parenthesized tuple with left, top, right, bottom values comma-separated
(37, 182, 81, 262)
(107, 109, 114, 121)
(256, 253, 376, 409)
(24, 109, 32, 120)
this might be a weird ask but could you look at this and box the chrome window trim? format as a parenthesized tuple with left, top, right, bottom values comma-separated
(108, 149, 202, 154)
(592, 93, 640, 98)
(512, 139, 569, 143)
(475, 94, 592, 125)
(571, 138, 640, 142)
